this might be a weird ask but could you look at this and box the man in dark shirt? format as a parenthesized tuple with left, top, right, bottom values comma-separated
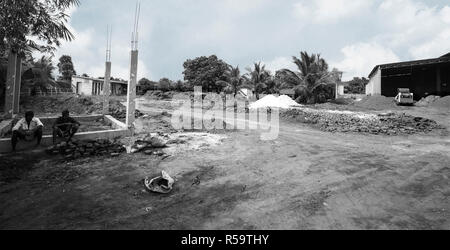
(53, 109, 81, 144)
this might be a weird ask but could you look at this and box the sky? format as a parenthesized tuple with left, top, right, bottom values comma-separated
(46, 0, 450, 81)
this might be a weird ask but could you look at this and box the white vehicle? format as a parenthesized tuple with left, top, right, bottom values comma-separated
(395, 88, 414, 106)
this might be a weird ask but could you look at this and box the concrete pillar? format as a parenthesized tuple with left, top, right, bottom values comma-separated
(4, 51, 17, 118)
(436, 66, 441, 95)
(126, 50, 138, 128)
(103, 61, 111, 115)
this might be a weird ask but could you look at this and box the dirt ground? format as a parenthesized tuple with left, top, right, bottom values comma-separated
(0, 96, 449, 230)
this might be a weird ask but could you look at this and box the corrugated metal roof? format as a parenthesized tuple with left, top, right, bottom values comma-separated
(368, 52, 450, 78)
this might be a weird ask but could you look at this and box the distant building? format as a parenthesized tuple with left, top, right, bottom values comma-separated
(336, 82, 349, 99)
(71, 75, 128, 96)
(366, 53, 450, 99)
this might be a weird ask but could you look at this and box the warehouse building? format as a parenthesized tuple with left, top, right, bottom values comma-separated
(71, 75, 128, 96)
(366, 53, 450, 99)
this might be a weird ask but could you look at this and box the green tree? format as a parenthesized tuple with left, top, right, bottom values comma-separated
(279, 52, 341, 103)
(57, 55, 76, 81)
(0, 0, 80, 54)
(158, 78, 172, 92)
(244, 62, 271, 100)
(183, 55, 230, 93)
(137, 77, 158, 94)
(216, 65, 245, 97)
(345, 77, 368, 94)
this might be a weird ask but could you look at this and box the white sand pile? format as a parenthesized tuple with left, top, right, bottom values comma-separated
(250, 95, 302, 109)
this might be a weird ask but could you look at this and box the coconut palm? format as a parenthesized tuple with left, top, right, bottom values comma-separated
(32, 56, 56, 91)
(244, 62, 271, 100)
(279, 51, 340, 103)
(217, 65, 245, 97)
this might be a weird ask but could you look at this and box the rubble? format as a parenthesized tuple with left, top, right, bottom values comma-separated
(281, 109, 442, 135)
(46, 139, 126, 159)
(125, 133, 169, 154)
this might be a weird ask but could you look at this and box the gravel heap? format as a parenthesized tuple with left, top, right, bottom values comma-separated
(281, 109, 441, 135)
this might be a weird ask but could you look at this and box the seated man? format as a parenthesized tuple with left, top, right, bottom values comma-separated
(53, 110, 81, 144)
(11, 111, 44, 151)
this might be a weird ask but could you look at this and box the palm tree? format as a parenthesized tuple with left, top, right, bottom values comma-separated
(32, 56, 56, 92)
(279, 51, 340, 103)
(244, 62, 271, 100)
(217, 65, 245, 97)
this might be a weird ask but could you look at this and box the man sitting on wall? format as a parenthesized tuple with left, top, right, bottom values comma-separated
(11, 111, 44, 151)
(53, 109, 81, 144)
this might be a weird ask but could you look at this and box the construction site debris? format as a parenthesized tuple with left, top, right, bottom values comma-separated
(46, 139, 126, 159)
(125, 133, 169, 154)
(144, 171, 174, 194)
(250, 95, 302, 109)
(281, 109, 441, 135)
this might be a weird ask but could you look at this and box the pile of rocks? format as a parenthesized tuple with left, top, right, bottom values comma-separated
(108, 100, 144, 120)
(125, 133, 168, 155)
(281, 109, 441, 135)
(46, 139, 126, 159)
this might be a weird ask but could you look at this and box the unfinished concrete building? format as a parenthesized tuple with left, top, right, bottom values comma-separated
(366, 53, 450, 99)
(71, 75, 127, 96)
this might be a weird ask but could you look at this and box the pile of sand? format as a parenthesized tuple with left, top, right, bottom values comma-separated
(250, 95, 301, 109)
(353, 95, 397, 110)
(416, 95, 441, 107)
(430, 96, 450, 109)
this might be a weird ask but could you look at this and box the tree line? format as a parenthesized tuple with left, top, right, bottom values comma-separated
(138, 53, 350, 104)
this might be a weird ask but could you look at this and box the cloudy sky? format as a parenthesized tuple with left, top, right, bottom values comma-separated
(49, 0, 450, 81)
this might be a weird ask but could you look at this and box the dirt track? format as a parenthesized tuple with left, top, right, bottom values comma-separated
(0, 98, 449, 229)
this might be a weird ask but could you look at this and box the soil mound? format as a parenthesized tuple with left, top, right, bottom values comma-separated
(430, 96, 450, 109)
(353, 95, 397, 110)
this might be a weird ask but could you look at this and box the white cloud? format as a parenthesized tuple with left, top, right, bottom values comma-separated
(293, 0, 372, 23)
(442, 6, 450, 23)
(333, 42, 400, 80)
(264, 57, 297, 73)
(409, 29, 450, 59)
(43, 6, 151, 81)
(376, 0, 450, 58)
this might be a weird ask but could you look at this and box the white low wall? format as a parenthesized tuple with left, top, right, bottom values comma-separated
(0, 115, 130, 153)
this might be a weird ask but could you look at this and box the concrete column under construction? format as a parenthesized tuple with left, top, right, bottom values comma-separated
(126, 50, 138, 128)
(103, 61, 111, 114)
